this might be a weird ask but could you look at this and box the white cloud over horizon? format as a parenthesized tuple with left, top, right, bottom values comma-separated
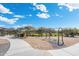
(0, 16, 19, 24)
(36, 13, 50, 19)
(0, 25, 5, 27)
(58, 3, 79, 12)
(14, 15, 24, 18)
(0, 4, 13, 14)
(13, 24, 32, 29)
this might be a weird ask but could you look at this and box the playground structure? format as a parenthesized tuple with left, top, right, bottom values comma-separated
(1, 27, 79, 50)
(16, 28, 64, 46)
(0, 27, 65, 46)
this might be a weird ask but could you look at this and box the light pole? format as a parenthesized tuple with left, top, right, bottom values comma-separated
(57, 28, 64, 46)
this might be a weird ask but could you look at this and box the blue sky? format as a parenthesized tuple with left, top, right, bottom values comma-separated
(0, 3, 79, 28)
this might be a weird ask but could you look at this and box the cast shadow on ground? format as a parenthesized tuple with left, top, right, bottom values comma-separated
(0, 39, 10, 56)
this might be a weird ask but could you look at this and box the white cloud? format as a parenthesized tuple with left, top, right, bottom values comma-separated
(59, 6, 63, 9)
(0, 25, 5, 27)
(14, 15, 24, 18)
(29, 14, 32, 16)
(0, 4, 13, 14)
(55, 14, 60, 16)
(58, 3, 79, 12)
(36, 13, 50, 19)
(33, 3, 48, 12)
(22, 24, 32, 27)
(0, 16, 19, 24)
(13, 24, 32, 29)
(13, 25, 21, 29)
(55, 13, 63, 17)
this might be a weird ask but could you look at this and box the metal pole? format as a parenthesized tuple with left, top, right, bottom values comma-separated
(57, 28, 64, 46)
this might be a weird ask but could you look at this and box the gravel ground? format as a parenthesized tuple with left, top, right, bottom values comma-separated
(23, 37, 79, 50)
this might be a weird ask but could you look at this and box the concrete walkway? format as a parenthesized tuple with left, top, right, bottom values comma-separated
(1, 36, 79, 56)
(4, 36, 51, 56)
